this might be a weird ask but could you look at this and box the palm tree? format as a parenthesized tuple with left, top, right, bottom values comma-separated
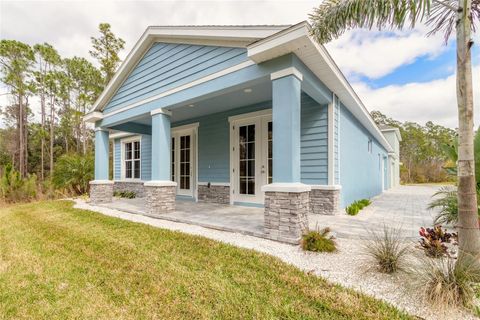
(310, 0, 480, 259)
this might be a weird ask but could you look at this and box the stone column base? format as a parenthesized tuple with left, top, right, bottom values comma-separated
(144, 181, 177, 215)
(310, 185, 341, 215)
(262, 183, 311, 244)
(198, 183, 230, 204)
(89, 180, 114, 204)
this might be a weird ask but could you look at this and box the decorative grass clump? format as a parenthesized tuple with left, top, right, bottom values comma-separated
(412, 254, 480, 310)
(364, 226, 409, 274)
(113, 190, 136, 199)
(301, 227, 336, 253)
(346, 198, 371, 216)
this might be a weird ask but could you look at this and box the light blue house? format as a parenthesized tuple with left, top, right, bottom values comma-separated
(85, 22, 401, 243)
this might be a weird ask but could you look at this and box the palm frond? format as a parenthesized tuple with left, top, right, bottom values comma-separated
(309, 0, 432, 43)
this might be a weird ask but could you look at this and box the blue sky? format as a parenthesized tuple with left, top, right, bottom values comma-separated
(1, 0, 479, 128)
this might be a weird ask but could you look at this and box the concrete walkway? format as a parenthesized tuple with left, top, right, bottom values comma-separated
(310, 185, 439, 239)
(101, 185, 440, 240)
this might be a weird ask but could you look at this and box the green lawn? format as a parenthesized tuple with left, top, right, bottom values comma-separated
(0, 201, 414, 319)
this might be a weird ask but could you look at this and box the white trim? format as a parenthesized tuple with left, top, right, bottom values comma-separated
(102, 60, 255, 118)
(120, 135, 142, 181)
(327, 97, 335, 185)
(113, 180, 145, 183)
(381, 127, 403, 142)
(89, 180, 114, 185)
(228, 109, 272, 123)
(94, 127, 109, 132)
(270, 67, 303, 81)
(112, 140, 116, 180)
(198, 182, 230, 187)
(144, 180, 177, 187)
(109, 132, 135, 140)
(84, 112, 103, 123)
(230, 112, 272, 204)
(171, 122, 199, 132)
(151, 108, 172, 116)
(261, 183, 311, 193)
(337, 101, 341, 183)
(310, 184, 342, 190)
(170, 124, 198, 199)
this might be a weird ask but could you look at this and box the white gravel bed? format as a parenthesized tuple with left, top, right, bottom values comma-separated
(74, 199, 471, 320)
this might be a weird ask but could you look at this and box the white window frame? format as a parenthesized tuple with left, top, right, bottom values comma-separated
(121, 136, 142, 181)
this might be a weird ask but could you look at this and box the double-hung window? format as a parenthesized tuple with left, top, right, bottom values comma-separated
(124, 140, 141, 179)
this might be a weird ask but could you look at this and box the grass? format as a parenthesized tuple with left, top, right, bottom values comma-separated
(413, 254, 480, 310)
(364, 226, 409, 274)
(0, 201, 414, 320)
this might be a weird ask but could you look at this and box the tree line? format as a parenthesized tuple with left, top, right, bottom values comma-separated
(371, 110, 457, 184)
(0, 23, 124, 190)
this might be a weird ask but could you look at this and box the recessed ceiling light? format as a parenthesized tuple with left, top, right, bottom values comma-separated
(188, 104, 195, 107)
(243, 88, 252, 93)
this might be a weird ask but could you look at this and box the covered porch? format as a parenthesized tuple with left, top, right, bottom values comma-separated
(87, 53, 341, 244)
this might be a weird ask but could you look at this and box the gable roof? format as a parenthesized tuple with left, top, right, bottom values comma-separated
(89, 22, 393, 153)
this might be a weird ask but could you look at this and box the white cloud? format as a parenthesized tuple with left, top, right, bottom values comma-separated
(326, 27, 450, 79)
(355, 65, 480, 128)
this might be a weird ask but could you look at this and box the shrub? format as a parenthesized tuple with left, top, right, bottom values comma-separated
(346, 199, 371, 215)
(358, 199, 371, 207)
(346, 203, 360, 215)
(301, 227, 336, 253)
(364, 226, 409, 274)
(419, 226, 457, 258)
(428, 186, 460, 225)
(53, 153, 94, 195)
(0, 164, 37, 203)
(413, 254, 480, 309)
(113, 190, 136, 199)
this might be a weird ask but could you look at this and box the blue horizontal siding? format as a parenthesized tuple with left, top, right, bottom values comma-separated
(104, 43, 248, 113)
(339, 102, 388, 208)
(301, 94, 328, 185)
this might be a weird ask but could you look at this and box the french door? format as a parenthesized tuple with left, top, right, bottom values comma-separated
(171, 125, 197, 197)
(231, 114, 272, 204)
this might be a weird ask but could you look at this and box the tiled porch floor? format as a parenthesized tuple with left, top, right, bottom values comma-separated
(99, 185, 438, 240)
(100, 198, 266, 237)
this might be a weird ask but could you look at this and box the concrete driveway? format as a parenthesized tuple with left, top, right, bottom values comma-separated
(309, 185, 440, 239)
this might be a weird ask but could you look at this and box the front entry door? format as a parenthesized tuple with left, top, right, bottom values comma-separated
(171, 125, 197, 198)
(231, 115, 272, 204)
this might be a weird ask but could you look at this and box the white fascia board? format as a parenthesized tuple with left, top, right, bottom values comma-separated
(381, 128, 403, 142)
(91, 26, 288, 113)
(84, 111, 103, 123)
(248, 22, 309, 63)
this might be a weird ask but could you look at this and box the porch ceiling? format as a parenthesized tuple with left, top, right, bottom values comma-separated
(131, 80, 272, 125)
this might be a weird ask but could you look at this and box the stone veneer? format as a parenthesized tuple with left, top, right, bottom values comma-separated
(310, 186, 341, 215)
(263, 190, 310, 244)
(144, 182, 176, 215)
(114, 181, 146, 197)
(198, 184, 230, 204)
(89, 181, 114, 204)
